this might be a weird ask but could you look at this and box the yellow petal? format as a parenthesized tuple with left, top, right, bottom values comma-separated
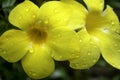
(69, 30, 100, 69)
(48, 27, 80, 61)
(39, 0, 87, 30)
(95, 30, 120, 69)
(9, 0, 39, 30)
(101, 6, 119, 31)
(0, 30, 29, 62)
(22, 44, 54, 79)
(84, 0, 104, 11)
(86, 6, 119, 35)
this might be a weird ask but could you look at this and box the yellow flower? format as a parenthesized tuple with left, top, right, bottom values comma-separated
(69, 0, 120, 69)
(0, 0, 83, 79)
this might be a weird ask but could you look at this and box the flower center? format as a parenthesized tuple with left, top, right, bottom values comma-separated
(28, 25, 48, 44)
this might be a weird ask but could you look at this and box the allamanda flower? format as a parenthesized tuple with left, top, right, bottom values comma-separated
(69, 0, 120, 70)
(0, 0, 83, 79)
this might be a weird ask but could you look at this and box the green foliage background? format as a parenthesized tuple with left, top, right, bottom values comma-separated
(0, 0, 120, 80)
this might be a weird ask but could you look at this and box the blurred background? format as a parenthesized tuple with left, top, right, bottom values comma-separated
(0, 0, 120, 80)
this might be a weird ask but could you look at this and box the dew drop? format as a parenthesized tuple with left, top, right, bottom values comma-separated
(28, 44, 34, 53)
(29, 49, 34, 53)
(51, 51, 55, 57)
(79, 39, 82, 42)
(6, 39, 9, 41)
(93, 59, 96, 63)
(82, 64, 87, 67)
(38, 20, 42, 24)
(111, 21, 115, 25)
(88, 52, 91, 56)
(19, 16, 22, 20)
(44, 20, 48, 24)
(3, 50, 6, 54)
(58, 34, 62, 37)
(115, 30, 120, 34)
(90, 41, 93, 44)
(118, 50, 120, 52)
(72, 63, 79, 67)
(31, 72, 37, 77)
(59, 56, 62, 59)
(54, 9, 59, 13)
(29, 71, 37, 77)
(103, 28, 109, 33)
(33, 15, 36, 18)
(26, 8, 29, 12)
(70, 53, 75, 58)
(75, 55, 79, 58)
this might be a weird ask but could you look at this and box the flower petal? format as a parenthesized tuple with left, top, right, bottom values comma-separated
(86, 6, 119, 35)
(101, 6, 119, 31)
(39, 0, 87, 30)
(69, 30, 100, 69)
(0, 30, 29, 62)
(22, 44, 54, 79)
(84, 0, 104, 11)
(9, 0, 39, 30)
(95, 30, 120, 69)
(48, 27, 80, 61)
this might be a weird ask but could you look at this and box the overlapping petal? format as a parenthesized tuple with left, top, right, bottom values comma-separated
(95, 30, 120, 69)
(48, 27, 80, 61)
(86, 6, 119, 35)
(84, 0, 104, 11)
(0, 30, 29, 62)
(69, 30, 100, 69)
(9, 0, 39, 30)
(22, 44, 54, 79)
(39, 0, 87, 30)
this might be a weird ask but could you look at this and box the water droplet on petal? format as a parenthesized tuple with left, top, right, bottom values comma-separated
(32, 72, 37, 77)
(33, 15, 36, 18)
(26, 8, 29, 12)
(79, 39, 82, 42)
(88, 52, 91, 56)
(54, 9, 59, 13)
(82, 64, 87, 67)
(72, 63, 79, 67)
(51, 51, 55, 57)
(93, 59, 96, 63)
(75, 55, 79, 58)
(59, 56, 62, 59)
(19, 16, 22, 20)
(29, 49, 34, 53)
(57, 34, 62, 37)
(102, 28, 109, 33)
(118, 50, 120, 52)
(6, 39, 9, 41)
(28, 44, 34, 53)
(51, 54, 54, 57)
(70, 53, 75, 58)
(44, 20, 48, 24)
(111, 21, 115, 25)
(38, 20, 42, 24)
(90, 41, 93, 44)
(3, 50, 6, 55)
